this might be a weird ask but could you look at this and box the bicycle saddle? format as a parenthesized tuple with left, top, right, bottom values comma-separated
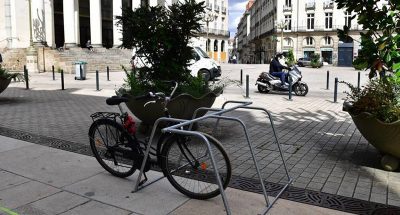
(106, 96, 129, 106)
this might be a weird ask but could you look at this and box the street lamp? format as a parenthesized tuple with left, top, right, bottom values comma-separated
(275, 19, 288, 53)
(203, 8, 215, 52)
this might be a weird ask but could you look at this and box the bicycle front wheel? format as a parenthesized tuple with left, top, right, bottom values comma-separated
(88, 118, 136, 178)
(160, 133, 231, 199)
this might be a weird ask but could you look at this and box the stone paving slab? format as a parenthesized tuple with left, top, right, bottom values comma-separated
(64, 171, 190, 215)
(0, 144, 103, 187)
(0, 135, 33, 153)
(171, 187, 352, 215)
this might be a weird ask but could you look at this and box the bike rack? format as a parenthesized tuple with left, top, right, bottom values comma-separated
(132, 100, 292, 215)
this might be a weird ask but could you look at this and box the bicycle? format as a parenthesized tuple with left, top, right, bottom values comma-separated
(88, 81, 232, 199)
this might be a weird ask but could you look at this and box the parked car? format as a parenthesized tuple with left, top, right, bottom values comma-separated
(133, 46, 221, 81)
(297, 57, 323, 68)
(188, 46, 221, 81)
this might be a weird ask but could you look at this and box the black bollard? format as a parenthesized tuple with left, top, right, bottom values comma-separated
(357, 71, 361, 89)
(24, 65, 29, 90)
(334, 77, 338, 103)
(79, 64, 83, 80)
(96, 70, 100, 91)
(245, 74, 249, 98)
(52, 65, 55, 80)
(107, 66, 110, 81)
(240, 69, 243, 85)
(288, 78, 293, 101)
(61, 70, 65, 90)
(326, 70, 330, 90)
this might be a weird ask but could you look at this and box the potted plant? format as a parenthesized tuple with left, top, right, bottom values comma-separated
(0, 65, 23, 94)
(116, 0, 224, 126)
(336, 0, 400, 170)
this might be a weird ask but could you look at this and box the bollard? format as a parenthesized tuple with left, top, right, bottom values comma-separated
(288, 78, 293, 101)
(357, 71, 361, 89)
(240, 69, 243, 85)
(24, 65, 29, 90)
(107, 66, 110, 81)
(96, 70, 100, 91)
(79, 64, 83, 80)
(61, 70, 65, 90)
(245, 74, 249, 98)
(52, 65, 55, 80)
(334, 77, 338, 103)
(326, 70, 330, 90)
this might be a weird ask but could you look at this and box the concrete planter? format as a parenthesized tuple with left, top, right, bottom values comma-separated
(344, 102, 400, 171)
(0, 77, 11, 94)
(126, 92, 219, 126)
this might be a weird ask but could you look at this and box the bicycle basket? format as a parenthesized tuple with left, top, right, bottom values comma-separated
(90, 112, 120, 121)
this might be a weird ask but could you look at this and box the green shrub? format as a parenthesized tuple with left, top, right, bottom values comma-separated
(310, 53, 321, 68)
(286, 49, 295, 67)
(0, 65, 23, 81)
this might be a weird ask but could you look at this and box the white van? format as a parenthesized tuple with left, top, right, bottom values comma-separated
(132, 46, 221, 81)
(188, 46, 221, 81)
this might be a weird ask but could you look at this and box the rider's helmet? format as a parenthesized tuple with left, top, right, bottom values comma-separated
(275, 52, 284, 59)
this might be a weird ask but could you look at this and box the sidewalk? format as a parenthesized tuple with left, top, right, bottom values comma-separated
(0, 135, 350, 215)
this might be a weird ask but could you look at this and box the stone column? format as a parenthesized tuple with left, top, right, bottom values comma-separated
(74, 0, 80, 46)
(90, 0, 102, 47)
(63, 0, 77, 47)
(31, 0, 45, 46)
(113, 0, 122, 47)
(44, 0, 55, 47)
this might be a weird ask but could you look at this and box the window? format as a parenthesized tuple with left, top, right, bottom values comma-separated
(284, 38, 293, 46)
(325, 13, 332, 29)
(307, 13, 314, 30)
(324, 36, 332, 45)
(214, 16, 218, 29)
(284, 15, 292, 30)
(285, 0, 291, 6)
(305, 37, 314, 45)
(345, 11, 352, 28)
(222, 17, 225, 29)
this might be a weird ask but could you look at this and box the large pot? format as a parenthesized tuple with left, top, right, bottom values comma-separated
(344, 102, 400, 170)
(0, 77, 11, 94)
(126, 92, 219, 125)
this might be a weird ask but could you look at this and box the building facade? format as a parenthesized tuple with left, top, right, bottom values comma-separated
(0, 0, 229, 64)
(235, 0, 388, 66)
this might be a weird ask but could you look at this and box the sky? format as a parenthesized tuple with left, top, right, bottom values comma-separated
(228, 0, 248, 38)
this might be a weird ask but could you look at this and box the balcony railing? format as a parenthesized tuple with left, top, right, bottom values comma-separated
(283, 5, 292, 12)
(200, 27, 230, 37)
(305, 2, 315, 10)
(323, 1, 334, 9)
(290, 24, 363, 32)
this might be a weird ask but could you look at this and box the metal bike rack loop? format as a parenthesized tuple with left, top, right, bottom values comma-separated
(132, 100, 291, 215)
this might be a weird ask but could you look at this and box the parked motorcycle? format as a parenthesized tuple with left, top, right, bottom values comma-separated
(256, 66, 308, 96)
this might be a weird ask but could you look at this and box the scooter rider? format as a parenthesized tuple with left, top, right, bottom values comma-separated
(269, 52, 289, 86)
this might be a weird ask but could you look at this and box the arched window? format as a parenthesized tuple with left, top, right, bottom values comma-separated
(221, 41, 225, 52)
(284, 38, 293, 47)
(214, 40, 218, 52)
(323, 36, 333, 46)
(304, 37, 315, 46)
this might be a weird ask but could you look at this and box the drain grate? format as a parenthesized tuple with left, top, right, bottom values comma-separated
(0, 126, 399, 215)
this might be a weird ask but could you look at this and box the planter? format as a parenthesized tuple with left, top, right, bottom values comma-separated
(344, 102, 400, 171)
(126, 92, 219, 126)
(0, 77, 11, 94)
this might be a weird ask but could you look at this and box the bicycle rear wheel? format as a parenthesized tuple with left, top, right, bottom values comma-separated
(89, 118, 136, 178)
(160, 133, 231, 199)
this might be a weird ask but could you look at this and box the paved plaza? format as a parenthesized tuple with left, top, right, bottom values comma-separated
(0, 64, 399, 214)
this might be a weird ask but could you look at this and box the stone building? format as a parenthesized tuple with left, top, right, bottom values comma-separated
(0, 0, 229, 73)
(235, 0, 388, 66)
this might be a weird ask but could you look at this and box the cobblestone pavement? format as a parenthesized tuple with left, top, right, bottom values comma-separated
(0, 64, 399, 207)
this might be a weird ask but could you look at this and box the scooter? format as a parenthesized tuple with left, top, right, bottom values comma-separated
(256, 66, 309, 96)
